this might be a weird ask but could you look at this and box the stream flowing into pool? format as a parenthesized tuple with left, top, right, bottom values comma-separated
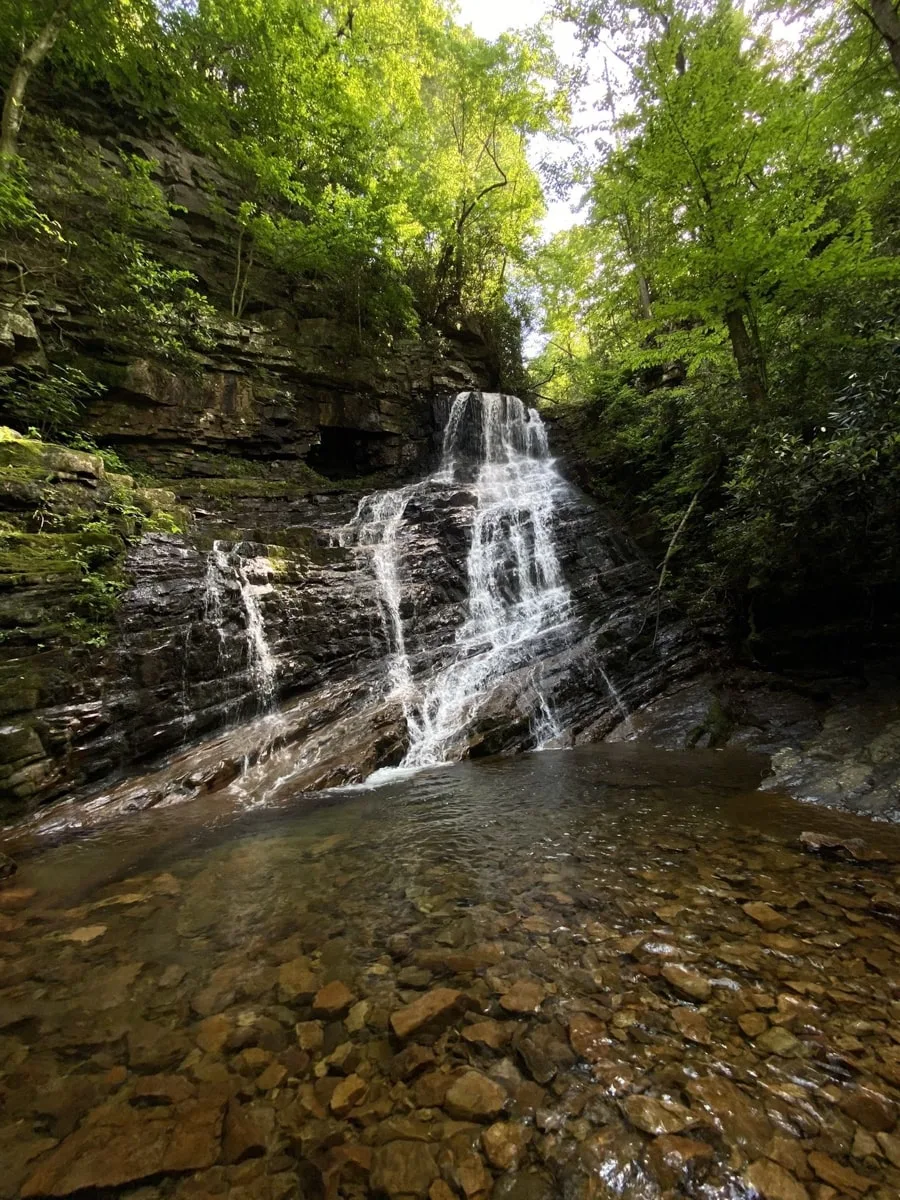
(3, 745, 900, 1199)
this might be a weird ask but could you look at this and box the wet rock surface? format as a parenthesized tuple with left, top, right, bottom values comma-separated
(2, 743, 900, 1199)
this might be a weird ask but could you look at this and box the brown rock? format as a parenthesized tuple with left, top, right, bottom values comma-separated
(482, 1121, 532, 1170)
(455, 1152, 491, 1199)
(662, 964, 711, 1001)
(568, 1013, 607, 1061)
(745, 1159, 810, 1200)
(647, 1135, 714, 1189)
(128, 1022, 191, 1073)
(256, 1062, 287, 1091)
(839, 1087, 896, 1132)
(390, 988, 465, 1040)
(852, 1129, 879, 1158)
(686, 1077, 773, 1156)
(370, 1140, 439, 1198)
(313, 980, 355, 1018)
(499, 979, 546, 1014)
(767, 1135, 811, 1180)
(755, 1026, 802, 1057)
(445, 1071, 507, 1122)
(414, 1070, 457, 1108)
(430, 1181, 456, 1200)
(277, 958, 319, 1003)
(296, 1021, 324, 1052)
(743, 902, 787, 931)
(223, 1100, 271, 1163)
(672, 1008, 711, 1044)
(738, 1012, 769, 1038)
(875, 1132, 900, 1168)
(64, 925, 107, 943)
(21, 1102, 224, 1196)
(463, 1020, 511, 1050)
(391, 1044, 436, 1080)
(623, 1094, 694, 1135)
(807, 1151, 875, 1193)
(330, 1074, 367, 1117)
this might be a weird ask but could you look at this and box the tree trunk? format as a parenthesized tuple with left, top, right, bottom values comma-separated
(0, 0, 72, 172)
(725, 306, 767, 407)
(868, 0, 900, 78)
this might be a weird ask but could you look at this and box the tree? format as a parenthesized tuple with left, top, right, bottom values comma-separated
(0, 0, 71, 170)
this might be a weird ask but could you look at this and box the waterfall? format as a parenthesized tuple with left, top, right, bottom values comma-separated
(202, 540, 277, 710)
(346, 391, 576, 767)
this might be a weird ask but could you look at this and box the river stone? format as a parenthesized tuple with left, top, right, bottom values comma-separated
(391, 1044, 436, 1080)
(482, 1121, 531, 1170)
(745, 1159, 810, 1200)
(64, 924, 107, 943)
(330, 1074, 367, 1117)
(295, 1020, 324, 1051)
(223, 1100, 273, 1163)
(647, 1135, 714, 1189)
(462, 1020, 510, 1050)
(672, 1007, 711, 1044)
(568, 1013, 606, 1061)
(370, 1140, 439, 1197)
(277, 959, 319, 1003)
(743, 902, 787, 931)
(755, 1026, 802, 1057)
(839, 1087, 896, 1132)
(390, 988, 464, 1040)
(662, 964, 711, 1001)
(0, 851, 17, 879)
(807, 1151, 875, 1193)
(499, 980, 546, 1014)
(445, 1071, 507, 1121)
(738, 1012, 768, 1038)
(20, 1101, 224, 1196)
(686, 1076, 773, 1156)
(196, 1013, 230, 1054)
(623, 1094, 694, 1135)
(313, 980, 354, 1017)
(876, 1132, 900, 1167)
(455, 1152, 492, 1200)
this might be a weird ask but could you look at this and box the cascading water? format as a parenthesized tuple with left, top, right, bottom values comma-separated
(202, 540, 277, 710)
(345, 391, 580, 767)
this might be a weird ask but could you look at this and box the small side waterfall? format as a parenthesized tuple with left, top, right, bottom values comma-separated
(202, 540, 277, 710)
(345, 391, 580, 767)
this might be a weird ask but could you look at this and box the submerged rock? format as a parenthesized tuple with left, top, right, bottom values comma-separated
(20, 1101, 224, 1196)
(390, 988, 465, 1040)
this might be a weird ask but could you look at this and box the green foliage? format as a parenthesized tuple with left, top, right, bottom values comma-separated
(1, 0, 562, 344)
(0, 364, 102, 438)
(0, 159, 59, 240)
(79, 233, 217, 366)
(532, 0, 900, 647)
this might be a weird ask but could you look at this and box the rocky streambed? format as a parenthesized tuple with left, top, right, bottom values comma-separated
(3, 744, 900, 1200)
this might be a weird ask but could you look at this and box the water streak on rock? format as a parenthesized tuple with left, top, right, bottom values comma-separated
(203, 541, 277, 710)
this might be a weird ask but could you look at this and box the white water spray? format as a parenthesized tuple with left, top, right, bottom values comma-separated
(346, 391, 591, 767)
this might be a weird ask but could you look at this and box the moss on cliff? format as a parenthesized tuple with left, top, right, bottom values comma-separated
(0, 427, 189, 648)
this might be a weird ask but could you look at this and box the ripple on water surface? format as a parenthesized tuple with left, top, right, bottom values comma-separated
(2, 744, 900, 1199)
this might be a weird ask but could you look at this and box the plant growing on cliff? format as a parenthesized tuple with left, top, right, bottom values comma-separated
(0, 363, 101, 438)
(79, 233, 216, 366)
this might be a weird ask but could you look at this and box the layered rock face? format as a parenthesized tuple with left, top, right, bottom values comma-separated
(2, 393, 701, 830)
